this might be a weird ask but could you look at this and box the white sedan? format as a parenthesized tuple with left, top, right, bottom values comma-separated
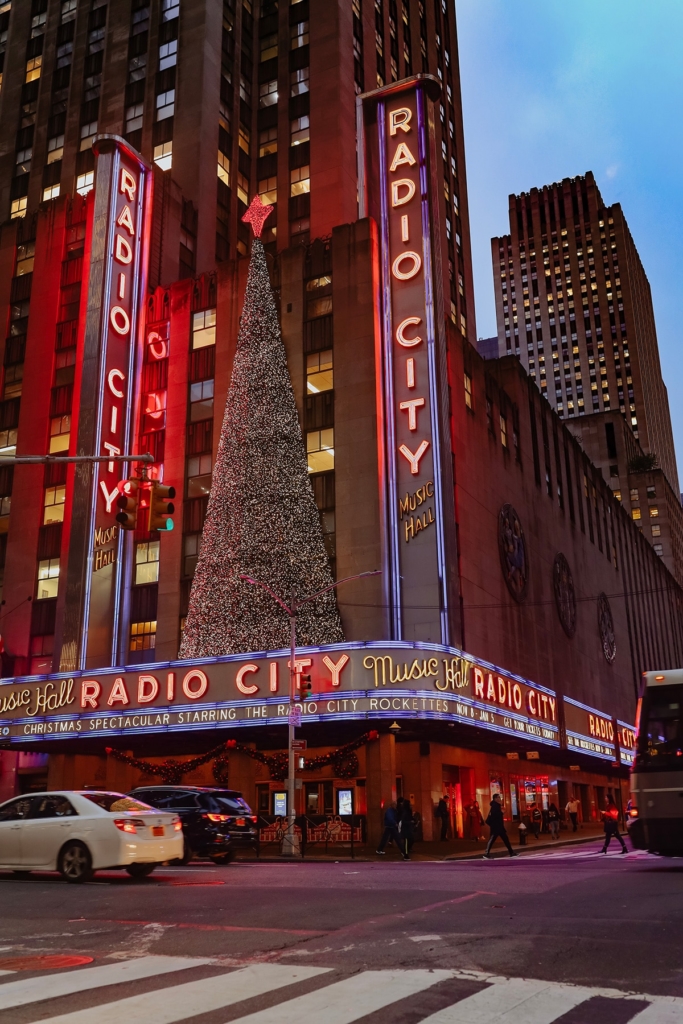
(0, 791, 184, 883)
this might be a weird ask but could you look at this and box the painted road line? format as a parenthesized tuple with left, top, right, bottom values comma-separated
(0, 970, 15, 977)
(419, 977, 595, 1023)
(0, 955, 207, 1011)
(31, 964, 330, 1024)
(626, 1003, 683, 1024)
(228, 969, 453, 1024)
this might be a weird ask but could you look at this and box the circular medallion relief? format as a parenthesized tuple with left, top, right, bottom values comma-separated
(553, 552, 576, 638)
(498, 504, 528, 603)
(597, 592, 617, 663)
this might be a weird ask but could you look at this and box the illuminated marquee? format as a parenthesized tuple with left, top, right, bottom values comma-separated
(564, 696, 617, 761)
(358, 76, 458, 646)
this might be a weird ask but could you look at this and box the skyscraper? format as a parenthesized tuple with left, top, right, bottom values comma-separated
(491, 172, 679, 495)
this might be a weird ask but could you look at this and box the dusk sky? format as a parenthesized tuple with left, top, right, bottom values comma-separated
(456, 0, 683, 480)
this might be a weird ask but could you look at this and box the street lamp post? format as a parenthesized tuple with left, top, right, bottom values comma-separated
(239, 570, 381, 857)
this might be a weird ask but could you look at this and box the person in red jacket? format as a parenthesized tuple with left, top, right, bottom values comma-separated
(601, 798, 627, 854)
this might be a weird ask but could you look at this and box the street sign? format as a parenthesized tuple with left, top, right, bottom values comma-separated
(288, 706, 302, 725)
(292, 739, 307, 752)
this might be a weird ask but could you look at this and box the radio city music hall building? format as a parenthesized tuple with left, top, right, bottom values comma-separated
(0, 0, 681, 845)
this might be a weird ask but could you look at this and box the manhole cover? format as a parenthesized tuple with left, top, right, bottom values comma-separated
(0, 955, 93, 971)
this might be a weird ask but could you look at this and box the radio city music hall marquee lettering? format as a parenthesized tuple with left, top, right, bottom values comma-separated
(1, 645, 559, 747)
(564, 697, 617, 761)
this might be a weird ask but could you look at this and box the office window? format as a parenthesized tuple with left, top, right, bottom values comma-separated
(306, 428, 334, 473)
(15, 148, 32, 174)
(76, 171, 94, 195)
(187, 453, 212, 497)
(290, 165, 310, 196)
(291, 20, 309, 48)
(259, 80, 278, 108)
(217, 151, 230, 186)
(290, 116, 310, 146)
(29, 634, 53, 675)
(464, 372, 472, 409)
(154, 141, 172, 171)
(130, 620, 156, 652)
(49, 414, 71, 453)
(238, 125, 250, 154)
(183, 533, 200, 577)
(189, 379, 214, 421)
(47, 135, 64, 164)
(646, 485, 656, 499)
(258, 176, 277, 205)
(3, 364, 22, 400)
(236, 172, 249, 205)
(37, 558, 60, 600)
(306, 350, 333, 394)
(629, 488, 639, 502)
(500, 414, 508, 449)
(126, 103, 144, 133)
(0, 493, 10, 517)
(290, 67, 309, 96)
(0, 428, 17, 454)
(651, 524, 661, 537)
(192, 309, 216, 349)
(80, 122, 98, 150)
(653, 543, 663, 557)
(259, 127, 277, 156)
(25, 56, 42, 83)
(631, 507, 641, 521)
(649, 506, 659, 518)
(61, 0, 77, 20)
(162, 0, 179, 20)
(10, 198, 27, 220)
(135, 540, 160, 585)
(159, 39, 178, 70)
(43, 485, 66, 525)
(156, 89, 175, 120)
(260, 33, 278, 61)
(43, 185, 60, 202)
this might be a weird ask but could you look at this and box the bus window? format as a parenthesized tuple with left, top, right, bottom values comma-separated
(638, 685, 682, 768)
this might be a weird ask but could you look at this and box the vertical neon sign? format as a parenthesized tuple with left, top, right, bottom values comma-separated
(59, 136, 152, 672)
(358, 76, 459, 645)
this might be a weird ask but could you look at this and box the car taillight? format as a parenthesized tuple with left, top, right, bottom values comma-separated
(173, 818, 183, 832)
(630, 806, 638, 818)
(114, 818, 145, 834)
(204, 813, 230, 822)
(251, 816, 258, 824)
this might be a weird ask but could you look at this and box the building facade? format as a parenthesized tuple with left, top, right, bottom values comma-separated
(491, 172, 679, 495)
(0, 5, 680, 845)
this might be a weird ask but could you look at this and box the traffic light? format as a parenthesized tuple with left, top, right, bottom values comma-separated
(148, 481, 175, 531)
(115, 479, 140, 530)
(301, 674, 313, 697)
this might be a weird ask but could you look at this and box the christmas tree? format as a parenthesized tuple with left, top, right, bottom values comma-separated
(179, 197, 344, 658)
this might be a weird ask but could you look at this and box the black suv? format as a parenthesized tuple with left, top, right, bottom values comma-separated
(128, 786, 258, 864)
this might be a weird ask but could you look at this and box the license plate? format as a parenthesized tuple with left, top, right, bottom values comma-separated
(152, 826, 164, 837)
(235, 818, 246, 827)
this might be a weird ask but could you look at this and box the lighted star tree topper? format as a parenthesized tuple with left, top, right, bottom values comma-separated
(179, 196, 344, 657)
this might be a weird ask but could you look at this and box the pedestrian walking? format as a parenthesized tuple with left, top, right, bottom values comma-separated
(601, 798, 627, 854)
(548, 802, 560, 840)
(466, 800, 485, 841)
(565, 796, 580, 832)
(482, 794, 517, 859)
(375, 802, 401, 855)
(435, 796, 450, 841)
(530, 802, 542, 839)
(396, 797, 413, 860)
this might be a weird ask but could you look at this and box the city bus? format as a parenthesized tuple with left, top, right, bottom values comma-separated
(629, 669, 683, 856)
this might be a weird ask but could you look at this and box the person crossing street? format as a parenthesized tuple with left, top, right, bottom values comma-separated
(482, 794, 517, 859)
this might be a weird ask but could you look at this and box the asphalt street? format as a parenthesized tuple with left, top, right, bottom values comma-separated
(0, 843, 681, 1022)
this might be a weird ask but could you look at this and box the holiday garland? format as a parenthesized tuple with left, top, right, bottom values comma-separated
(105, 731, 379, 785)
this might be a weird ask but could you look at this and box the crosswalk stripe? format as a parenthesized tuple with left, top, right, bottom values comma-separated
(418, 976, 594, 1024)
(227, 969, 453, 1024)
(0, 955, 207, 1011)
(30, 964, 330, 1024)
(624, 1003, 683, 1024)
(0, 971, 15, 977)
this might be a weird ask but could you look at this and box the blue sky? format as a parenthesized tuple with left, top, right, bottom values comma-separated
(456, 0, 683, 478)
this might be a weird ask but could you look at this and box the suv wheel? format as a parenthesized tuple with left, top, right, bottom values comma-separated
(59, 841, 93, 884)
(210, 850, 235, 865)
(126, 862, 157, 878)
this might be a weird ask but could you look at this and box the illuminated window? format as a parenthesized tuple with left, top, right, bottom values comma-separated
(189, 378, 214, 421)
(258, 176, 277, 205)
(61, 0, 77, 21)
(47, 135, 64, 164)
(613, 490, 622, 502)
(10, 197, 26, 220)
(49, 414, 71, 453)
(629, 488, 639, 502)
(130, 620, 156, 652)
(25, 56, 42, 83)
(135, 540, 160, 585)
(37, 558, 60, 600)
(464, 372, 472, 409)
(0, 428, 17, 455)
(76, 171, 94, 196)
(191, 309, 216, 349)
(43, 486, 66, 525)
(291, 20, 309, 48)
(260, 33, 278, 61)
(29, 635, 53, 675)
(238, 125, 250, 154)
(306, 350, 333, 394)
(80, 122, 98, 150)
(153, 141, 172, 171)
(159, 39, 177, 70)
(126, 103, 144, 132)
(259, 127, 277, 157)
(3, 364, 22, 400)
(631, 507, 641, 521)
(500, 414, 508, 449)
(15, 241, 34, 275)
(187, 453, 212, 497)
(43, 185, 60, 202)
(15, 147, 32, 174)
(217, 151, 230, 187)
(259, 80, 278, 108)
(88, 27, 105, 54)
(290, 67, 309, 96)
(646, 485, 656, 498)
(653, 543, 663, 557)
(156, 89, 175, 120)
(290, 165, 310, 196)
(651, 524, 661, 537)
(306, 428, 334, 473)
(0, 495, 11, 517)
(290, 116, 309, 146)
(236, 172, 249, 205)
(649, 506, 659, 518)
(161, 0, 179, 20)
(183, 533, 200, 577)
